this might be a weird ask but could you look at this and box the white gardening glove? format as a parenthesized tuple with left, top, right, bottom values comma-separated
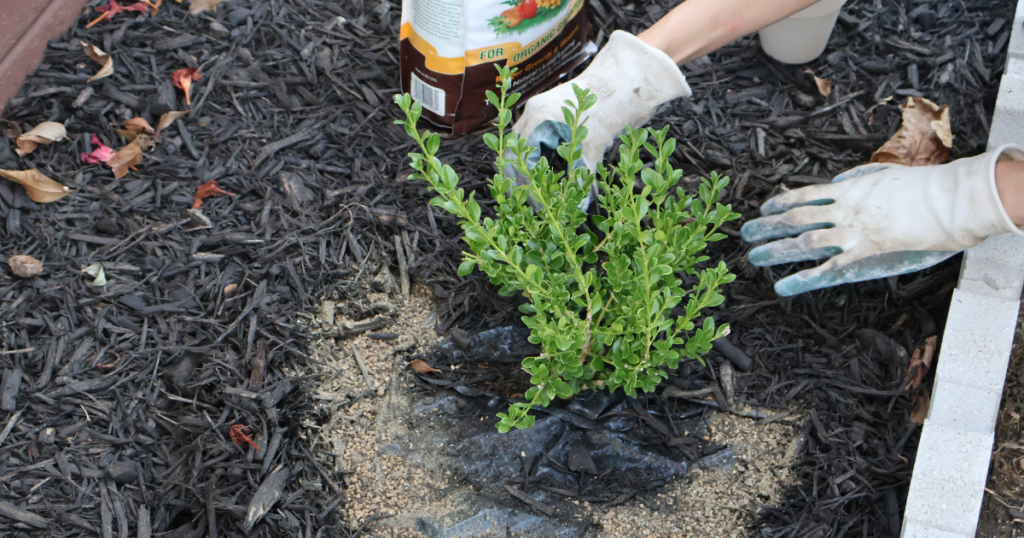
(741, 145, 1024, 296)
(509, 31, 691, 210)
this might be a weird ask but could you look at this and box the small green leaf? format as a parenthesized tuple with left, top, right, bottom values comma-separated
(425, 133, 441, 155)
(483, 132, 500, 152)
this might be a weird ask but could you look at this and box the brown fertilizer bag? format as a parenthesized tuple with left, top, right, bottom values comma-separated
(400, 0, 594, 135)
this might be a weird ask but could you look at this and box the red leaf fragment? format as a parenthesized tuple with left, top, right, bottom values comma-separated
(81, 135, 116, 164)
(192, 179, 236, 209)
(409, 359, 441, 374)
(172, 67, 203, 106)
(87, 0, 152, 27)
(229, 424, 260, 451)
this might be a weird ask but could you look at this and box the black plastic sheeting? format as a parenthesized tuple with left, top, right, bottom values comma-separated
(391, 328, 736, 536)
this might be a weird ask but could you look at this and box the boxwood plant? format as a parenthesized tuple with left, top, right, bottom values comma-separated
(395, 66, 739, 432)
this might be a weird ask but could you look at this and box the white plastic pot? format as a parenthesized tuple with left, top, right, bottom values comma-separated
(758, 0, 849, 64)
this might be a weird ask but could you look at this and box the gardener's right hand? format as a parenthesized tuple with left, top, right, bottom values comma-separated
(741, 146, 1024, 297)
(509, 31, 691, 209)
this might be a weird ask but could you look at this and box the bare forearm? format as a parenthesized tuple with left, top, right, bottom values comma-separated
(638, 0, 822, 65)
(996, 161, 1024, 226)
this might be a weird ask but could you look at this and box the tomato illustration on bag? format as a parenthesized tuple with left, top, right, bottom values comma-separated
(517, 0, 538, 19)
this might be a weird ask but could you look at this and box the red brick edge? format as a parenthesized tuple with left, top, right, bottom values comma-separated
(0, 0, 90, 117)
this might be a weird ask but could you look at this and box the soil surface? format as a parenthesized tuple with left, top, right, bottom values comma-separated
(0, 0, 1017, 536)
(308, 287, 801, 538)
(978, 309, 1024, 538)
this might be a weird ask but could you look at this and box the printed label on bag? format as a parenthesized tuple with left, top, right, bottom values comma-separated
(411, 73, 446, 116)
(400, 0, 592, 135)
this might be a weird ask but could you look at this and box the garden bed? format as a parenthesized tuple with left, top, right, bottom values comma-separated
(979, 312, 1024, 537)
(0, 0, 1015, 536)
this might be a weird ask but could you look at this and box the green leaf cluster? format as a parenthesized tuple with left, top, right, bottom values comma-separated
(394, 66, 740, 433)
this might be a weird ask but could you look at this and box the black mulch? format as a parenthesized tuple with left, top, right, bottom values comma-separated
(0, 0, 1015, 537)
(411, 0, 1018, 536)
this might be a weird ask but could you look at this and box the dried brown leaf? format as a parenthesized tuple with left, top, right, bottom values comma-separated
(155, 111, 187, 138)
(809, 72, 831, 97)
(136, 134, 155, 151)
(79, 41, 114, 83)
(15, 122, 66, 157)
(192, 179, 235, 208)
(124, 117, 154, 135)
(870, 97, 954, 167)
(8, 255, 43, 277)
(0, 169, 70, 203)
(0, 120, 21, 139)
(910, 389, 930, 425)
(115, 129, 139, 142)
(408, 359, 440, 374)
(189, 0, 232, 14)
(905, 335, 937, 390)
(108, 140, 143, 179)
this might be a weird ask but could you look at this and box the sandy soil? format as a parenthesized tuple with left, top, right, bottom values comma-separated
(301, 285, 800, 537)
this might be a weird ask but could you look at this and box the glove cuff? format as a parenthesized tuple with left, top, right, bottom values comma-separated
(583, 31, 692, 126)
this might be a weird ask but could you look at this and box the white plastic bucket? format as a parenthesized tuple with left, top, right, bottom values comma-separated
(758, 0, 849, 64)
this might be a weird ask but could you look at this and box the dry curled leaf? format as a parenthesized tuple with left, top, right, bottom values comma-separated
(79, 41, 114, 83)
(408, 359, 441, 374)
(114, 129, 137, 142)
(190, 0, 232, 14)
(8, 255, 43, 278)
(805, 69, 832, 97)
(0, 169, 70, 203)
(136, 133, 156, 151)
(82, 264, 108, 286)
(905, 335, 937, 391)
(172, 68, 203, 106)
(871, 97, 954, 167)
(192, 178, 236, 209)
(0, 120, 22, 139)
(910, 388, 931, 425)
(15, 122, 66, 157)
(108, 140, 143, 179)
(124, 117, 154, 135)
(155, 111, 187, 138)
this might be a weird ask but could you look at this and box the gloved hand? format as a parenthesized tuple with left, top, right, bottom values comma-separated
(741, 145, 1024, 297)
(508, 30, 691, 209)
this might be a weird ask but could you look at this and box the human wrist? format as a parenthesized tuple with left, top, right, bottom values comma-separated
(995, 160, 1024, 227)
(637, 22, 705, 65)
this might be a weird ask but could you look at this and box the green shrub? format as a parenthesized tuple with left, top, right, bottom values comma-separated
(395, 66, 739, 432)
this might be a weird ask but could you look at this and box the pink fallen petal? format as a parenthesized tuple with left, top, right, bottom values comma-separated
(81, 135, 116, 164)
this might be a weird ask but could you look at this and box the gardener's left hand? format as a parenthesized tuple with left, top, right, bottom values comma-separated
(741, 146, 1024, 296)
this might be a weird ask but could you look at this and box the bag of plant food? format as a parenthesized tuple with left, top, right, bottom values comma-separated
(400, 0, 594, 135)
